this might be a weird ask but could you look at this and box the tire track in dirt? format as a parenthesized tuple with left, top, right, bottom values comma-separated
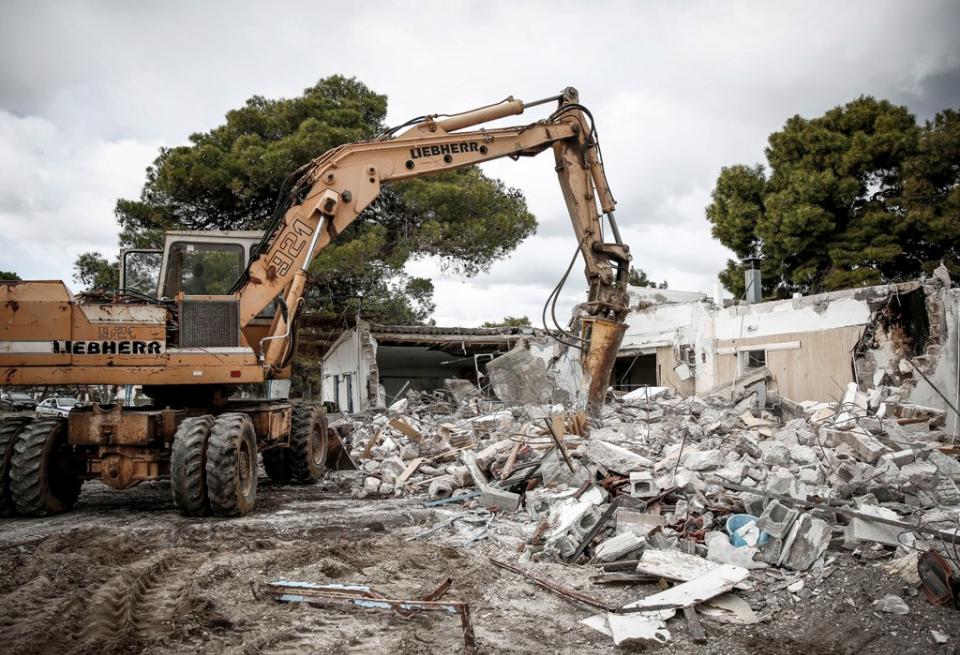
(75, 550, 205, 647)
(0, 576, 69, 641)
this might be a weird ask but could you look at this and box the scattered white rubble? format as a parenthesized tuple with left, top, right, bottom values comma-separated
(330, 373, 960, 646)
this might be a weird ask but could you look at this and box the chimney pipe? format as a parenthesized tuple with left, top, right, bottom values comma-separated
(743, 258, 762, 304)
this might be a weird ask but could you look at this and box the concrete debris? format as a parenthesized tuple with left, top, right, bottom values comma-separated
(627, 564, 750, 610)
(593, 532, 644, 562)
(628, 470, 660, 498)
(332, 370, 960, 646)
(699, 593, 759, 625)
(757, 500, 799, 539)
(844, 504, 904, 548)
(485, 341, 571, 405)
(873, 594, 910, 615)
(779, 514, 831, 571)
(584, 439, 654, 475)
(616, 508, 666, 537)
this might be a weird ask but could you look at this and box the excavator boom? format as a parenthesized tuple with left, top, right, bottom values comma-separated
(242, 87, 631, 406)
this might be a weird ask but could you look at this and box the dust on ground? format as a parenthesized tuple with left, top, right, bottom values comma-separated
(0, 477, 954, 655)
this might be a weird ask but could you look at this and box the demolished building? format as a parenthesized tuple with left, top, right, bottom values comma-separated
(619, 273, 959, 432)
(309, 322, 569, 412)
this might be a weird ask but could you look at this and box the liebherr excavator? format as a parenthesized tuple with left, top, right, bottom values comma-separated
(0, 87, 631, 517)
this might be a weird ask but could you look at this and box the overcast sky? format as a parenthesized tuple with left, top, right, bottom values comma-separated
(1, 1, 958, 326)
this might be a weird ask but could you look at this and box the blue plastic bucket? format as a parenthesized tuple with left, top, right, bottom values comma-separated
(725, 513, 770, 547)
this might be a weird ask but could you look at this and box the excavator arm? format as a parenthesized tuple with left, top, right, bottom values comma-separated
(241, 87, 631, 409)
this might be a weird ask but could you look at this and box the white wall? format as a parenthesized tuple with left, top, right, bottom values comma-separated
(909, 288, 960, 432)
(320, 328, 373, 412)
(620, 287, 880, 397)
(714, 295, 872, 342)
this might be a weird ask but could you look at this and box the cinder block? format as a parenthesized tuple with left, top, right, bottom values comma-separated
(756, 499, 799, 539)
(629, 471, 660, 499)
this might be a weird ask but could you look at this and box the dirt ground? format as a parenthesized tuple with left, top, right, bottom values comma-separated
(0, 474, 956, 655)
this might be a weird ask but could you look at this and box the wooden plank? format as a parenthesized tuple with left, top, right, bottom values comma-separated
(544, 417, 575, 473)
(500, 443, 521, 481)
(389, 417, 424, 444)
(396, 457, 425, 486)
(360, 428, 382, 459)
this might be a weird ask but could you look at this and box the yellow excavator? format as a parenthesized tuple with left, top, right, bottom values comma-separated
(0, 87, 631, 517)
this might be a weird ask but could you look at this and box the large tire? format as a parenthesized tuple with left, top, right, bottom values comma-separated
(206, 413, 257, 516)
(10, 418, 82, 517)
(0, 417, 32, 516)
(289, 403, 328, 484)
(170, 415, 215, 516)
(262, 448, 292, 484)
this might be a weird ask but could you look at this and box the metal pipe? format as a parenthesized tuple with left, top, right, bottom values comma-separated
(300, 217, 327, 273)
(523, 93, 564, 109)
(259, 298, 303, 364)
(605, 212, 623, 245)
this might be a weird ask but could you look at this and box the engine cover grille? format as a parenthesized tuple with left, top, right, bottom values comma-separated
(180, 299, 240, 348)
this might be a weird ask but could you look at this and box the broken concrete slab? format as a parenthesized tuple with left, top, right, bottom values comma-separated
(540, 447, 592, 488)
(622, 386, 670, 402)
(844, 504, 904, 548)
(779, 514, 831, 571)
(927, 450, 960, 479)
(479, 487, 520, 512)
(616, 508, 666, 537)
(461, 450, 519, 512)
(699, 593, 759, 625)
(582, 611, 672, 648)
(593, 532, 644, 562)
(629, 564, 751, 610)
(635, 548, 719, 582)
(586, 561, 749, 648)
(682, 449, 724, 471)
(485, 341, 571, 405)
(823, 427, 890, 464)
(584, 439, 654, 476)
(363, 476, 381, 495)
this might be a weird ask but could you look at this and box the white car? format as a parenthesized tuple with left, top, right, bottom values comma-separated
(35, 397, 79, 418)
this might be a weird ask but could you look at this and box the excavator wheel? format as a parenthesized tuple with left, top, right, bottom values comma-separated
(206, 413, 257, 516)
(10, 418, 83, 517)
(170, 415, 216, 516)
(0, 417, 33, 516)
(288, 402, 328, 484)
(262, 447, 292, 484)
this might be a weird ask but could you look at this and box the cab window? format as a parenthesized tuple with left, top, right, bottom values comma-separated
(162, 242, 244, 297)
(122, 251, 162, 296)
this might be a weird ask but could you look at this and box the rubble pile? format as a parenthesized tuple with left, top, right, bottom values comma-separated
(328, 372, 960, 647)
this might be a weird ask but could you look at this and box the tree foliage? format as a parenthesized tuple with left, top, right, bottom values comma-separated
(87, 75, 536, 323)
(707, 97, 960, 297)
(628, 268, 668, 289)
(73, 252, 118, 292)
(0, 271, 20, 281)
(482, 315, 531, 328)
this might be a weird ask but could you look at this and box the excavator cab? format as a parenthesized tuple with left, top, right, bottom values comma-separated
(120, 230, 264, 300)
